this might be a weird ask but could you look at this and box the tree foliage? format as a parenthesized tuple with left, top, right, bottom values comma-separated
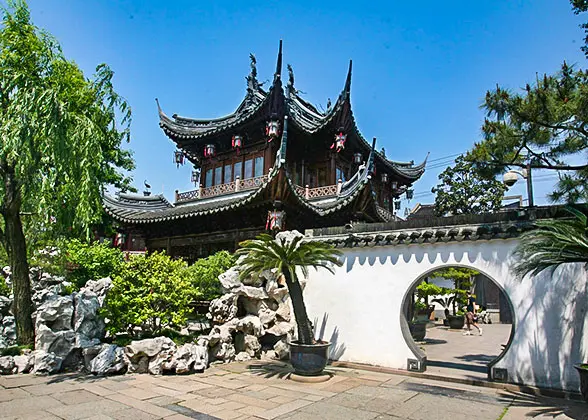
(466, 2, 588, 204)
(185, 250, 236, 301)
(572, 0, 588, 58)
(102, 252, 199, 337)
(0, 1, 134, 344)
(236, 233, 342, 345)
(62, 239, 124, 289)
(432, 156, 506, 216)
(430, 267, 478, 315)
(512, 208, 588, 278)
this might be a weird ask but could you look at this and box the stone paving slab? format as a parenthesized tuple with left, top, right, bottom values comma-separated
(0, 361, 586, 419)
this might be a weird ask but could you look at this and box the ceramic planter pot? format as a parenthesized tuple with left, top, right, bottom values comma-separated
(289, 341, 330, 376)
(409, 321, 427, 341)
(574, 364, 588, 402)
(447, 315, 465, 329)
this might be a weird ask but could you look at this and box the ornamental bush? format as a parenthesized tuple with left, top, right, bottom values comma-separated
(63, 239, 124, 289)
(102, 252, 199, 337)
(185, 251, 236, 301)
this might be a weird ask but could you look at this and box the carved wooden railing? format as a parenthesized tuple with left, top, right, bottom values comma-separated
(200, 181, 236, 199)
(176, 189, 199, 202)
(294, 182, 342, 200)
(175, 175, 269, 203)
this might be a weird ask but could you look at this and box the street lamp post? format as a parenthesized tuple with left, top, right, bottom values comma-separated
(503, 164, 534, 207)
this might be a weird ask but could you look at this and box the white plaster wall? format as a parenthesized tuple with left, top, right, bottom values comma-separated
(303, 238, 588, 392)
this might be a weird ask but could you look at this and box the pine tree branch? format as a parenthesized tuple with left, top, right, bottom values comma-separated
(494, 161, 588, 171)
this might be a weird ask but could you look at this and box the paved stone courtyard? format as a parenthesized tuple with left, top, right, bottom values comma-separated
(420, 323, 512, 381)
(0, 361, 586, 420)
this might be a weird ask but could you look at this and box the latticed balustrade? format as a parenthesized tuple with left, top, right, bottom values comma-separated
(175, 175, 269, 203)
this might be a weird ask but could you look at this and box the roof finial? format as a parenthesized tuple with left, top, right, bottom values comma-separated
(246, 53, 259, 91)
(274, 40, 283, 81)
(345, 60, 353, 96)
(287, 64, 296, 94)
(155, 98, 164, 116)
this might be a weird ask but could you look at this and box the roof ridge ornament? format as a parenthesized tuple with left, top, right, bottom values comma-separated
(287, 64, 297, 94)
(246, 53, 259, 91)
(274, 40, 283, 82)
(345, 60, 353, 98)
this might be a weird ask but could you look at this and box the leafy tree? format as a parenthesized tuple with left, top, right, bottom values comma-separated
(103, 252, 198, 337)
(572, 0, 588, 58)
(236, 233, 342, 345)
(512, 208, 588, 277)
(0, 1, 134, 344)
(185, 250, 236, 301)
(432, 156, 506, 216)
(466, 2, 588, 204)
(430, 267, 479, 315)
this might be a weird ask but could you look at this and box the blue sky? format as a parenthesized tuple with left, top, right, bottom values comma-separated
(24, 0, 587, 212)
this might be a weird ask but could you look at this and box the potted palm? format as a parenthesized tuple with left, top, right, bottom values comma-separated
(236, 231, 342, 376)
(512, 208, 588, 402)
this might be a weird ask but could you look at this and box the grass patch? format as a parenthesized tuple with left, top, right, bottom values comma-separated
(1, 344, 32, 357)
(497, 406, 509, 420)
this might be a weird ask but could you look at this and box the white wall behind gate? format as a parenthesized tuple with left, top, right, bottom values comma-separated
(303, 238, 588, 392)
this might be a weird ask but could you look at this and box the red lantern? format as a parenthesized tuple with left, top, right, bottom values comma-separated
(232, 135, 242, 154)
(266, 209, 285, 231)
(204, 144, 216, 158)
(330, 132, 347, 153)
(266, 120, 280, 142)
(174, 150, 185, 167)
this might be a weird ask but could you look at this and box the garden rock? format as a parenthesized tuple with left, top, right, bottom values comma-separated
(210, 342, 235, 362)
(2, 316, 16, 342)
(0, 336, 7, 350)
(35, 324, 75, 359)
(13, 354, 34, 374)
(219, 268, 241, 291)
(273, 339, 289, 360)
(125, 337, 176, 360)
(73, 291, 104, 345)
(0, 356, 16, 374)
(148, 349, 174, 375)
(168, 343, 209, 374)
(235, 352, 251, 362)
(244, 334, 261, 357)
(266, 321, 293, 337)
(236, 285, 268, 300)
(82, 345, 103, 371)
(89, 345, 127, 375)
(207, 293, 238, 324)
(81, 277, 112, 306)
(0, 296, 11, 315)
(236, 315, 263, 337)
(36, 296, 74, 332)
(32, 350, 63, 375)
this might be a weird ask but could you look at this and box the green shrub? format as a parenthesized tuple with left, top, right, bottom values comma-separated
(185, 250, 235, 301)
(63, 239, 124, 289)
(102, 252, 199, 337)
(0, 277, 10, 297)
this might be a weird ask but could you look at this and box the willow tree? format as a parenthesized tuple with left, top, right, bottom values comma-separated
(0, 1, 134, 345)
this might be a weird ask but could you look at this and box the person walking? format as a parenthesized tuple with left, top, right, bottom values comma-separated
(463, 292, 483, 336)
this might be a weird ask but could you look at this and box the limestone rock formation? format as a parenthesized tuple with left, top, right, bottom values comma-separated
(201, 248, 298, 364)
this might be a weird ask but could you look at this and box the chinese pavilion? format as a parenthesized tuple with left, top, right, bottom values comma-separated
(103, 42, 427, 261)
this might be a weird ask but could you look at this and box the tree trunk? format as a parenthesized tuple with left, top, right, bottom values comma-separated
(283, 269, 314, 345)
(3, 171, 34, 346)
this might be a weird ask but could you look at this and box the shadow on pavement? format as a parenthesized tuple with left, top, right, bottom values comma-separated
(497, 391, 588, 420)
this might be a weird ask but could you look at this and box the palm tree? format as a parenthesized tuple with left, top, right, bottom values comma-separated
(236, 232, 342, 345)
(513, 208, 588, 277)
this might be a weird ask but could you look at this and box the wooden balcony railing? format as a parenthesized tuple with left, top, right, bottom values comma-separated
(175, 175, 269, 203)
